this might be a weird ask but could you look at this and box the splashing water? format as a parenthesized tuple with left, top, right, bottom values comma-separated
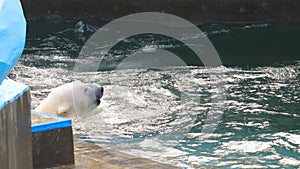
(13, 20, 300, 168)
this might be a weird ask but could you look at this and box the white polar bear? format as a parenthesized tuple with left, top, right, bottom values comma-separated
(35, 81, 104, 118)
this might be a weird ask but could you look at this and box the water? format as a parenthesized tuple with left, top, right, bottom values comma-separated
(13, 20, 300, 168)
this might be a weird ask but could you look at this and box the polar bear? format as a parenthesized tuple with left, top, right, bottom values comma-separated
(35, 81, 104, 118)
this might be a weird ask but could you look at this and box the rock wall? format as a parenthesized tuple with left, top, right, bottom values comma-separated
(21, 0, 300, 23)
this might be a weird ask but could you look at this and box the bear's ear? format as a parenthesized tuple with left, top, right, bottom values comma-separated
(57, 103, 70, 116)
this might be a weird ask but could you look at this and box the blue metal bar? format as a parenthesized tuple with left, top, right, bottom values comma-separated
(31, 111, 72, 133)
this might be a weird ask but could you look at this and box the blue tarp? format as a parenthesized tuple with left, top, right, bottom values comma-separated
(0, 0, 26, 84)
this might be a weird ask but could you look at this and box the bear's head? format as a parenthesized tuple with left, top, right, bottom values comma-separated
(72, 81, 104, 117)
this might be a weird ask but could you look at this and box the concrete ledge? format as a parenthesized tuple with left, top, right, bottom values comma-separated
(32, 112, 74, 169)
(31, 112, 179, 169)
(58, 139, 180, 169)
(32, 127, 74, 169)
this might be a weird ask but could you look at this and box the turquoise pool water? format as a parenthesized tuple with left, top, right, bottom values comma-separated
(15, 20, 300, 168)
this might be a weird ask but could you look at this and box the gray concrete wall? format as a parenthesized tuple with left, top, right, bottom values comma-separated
(0, 80, 32, 169)
(21, 0, 300, 23)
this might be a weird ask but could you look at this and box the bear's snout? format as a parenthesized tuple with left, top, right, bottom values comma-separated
(96, 86, 104, 105)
